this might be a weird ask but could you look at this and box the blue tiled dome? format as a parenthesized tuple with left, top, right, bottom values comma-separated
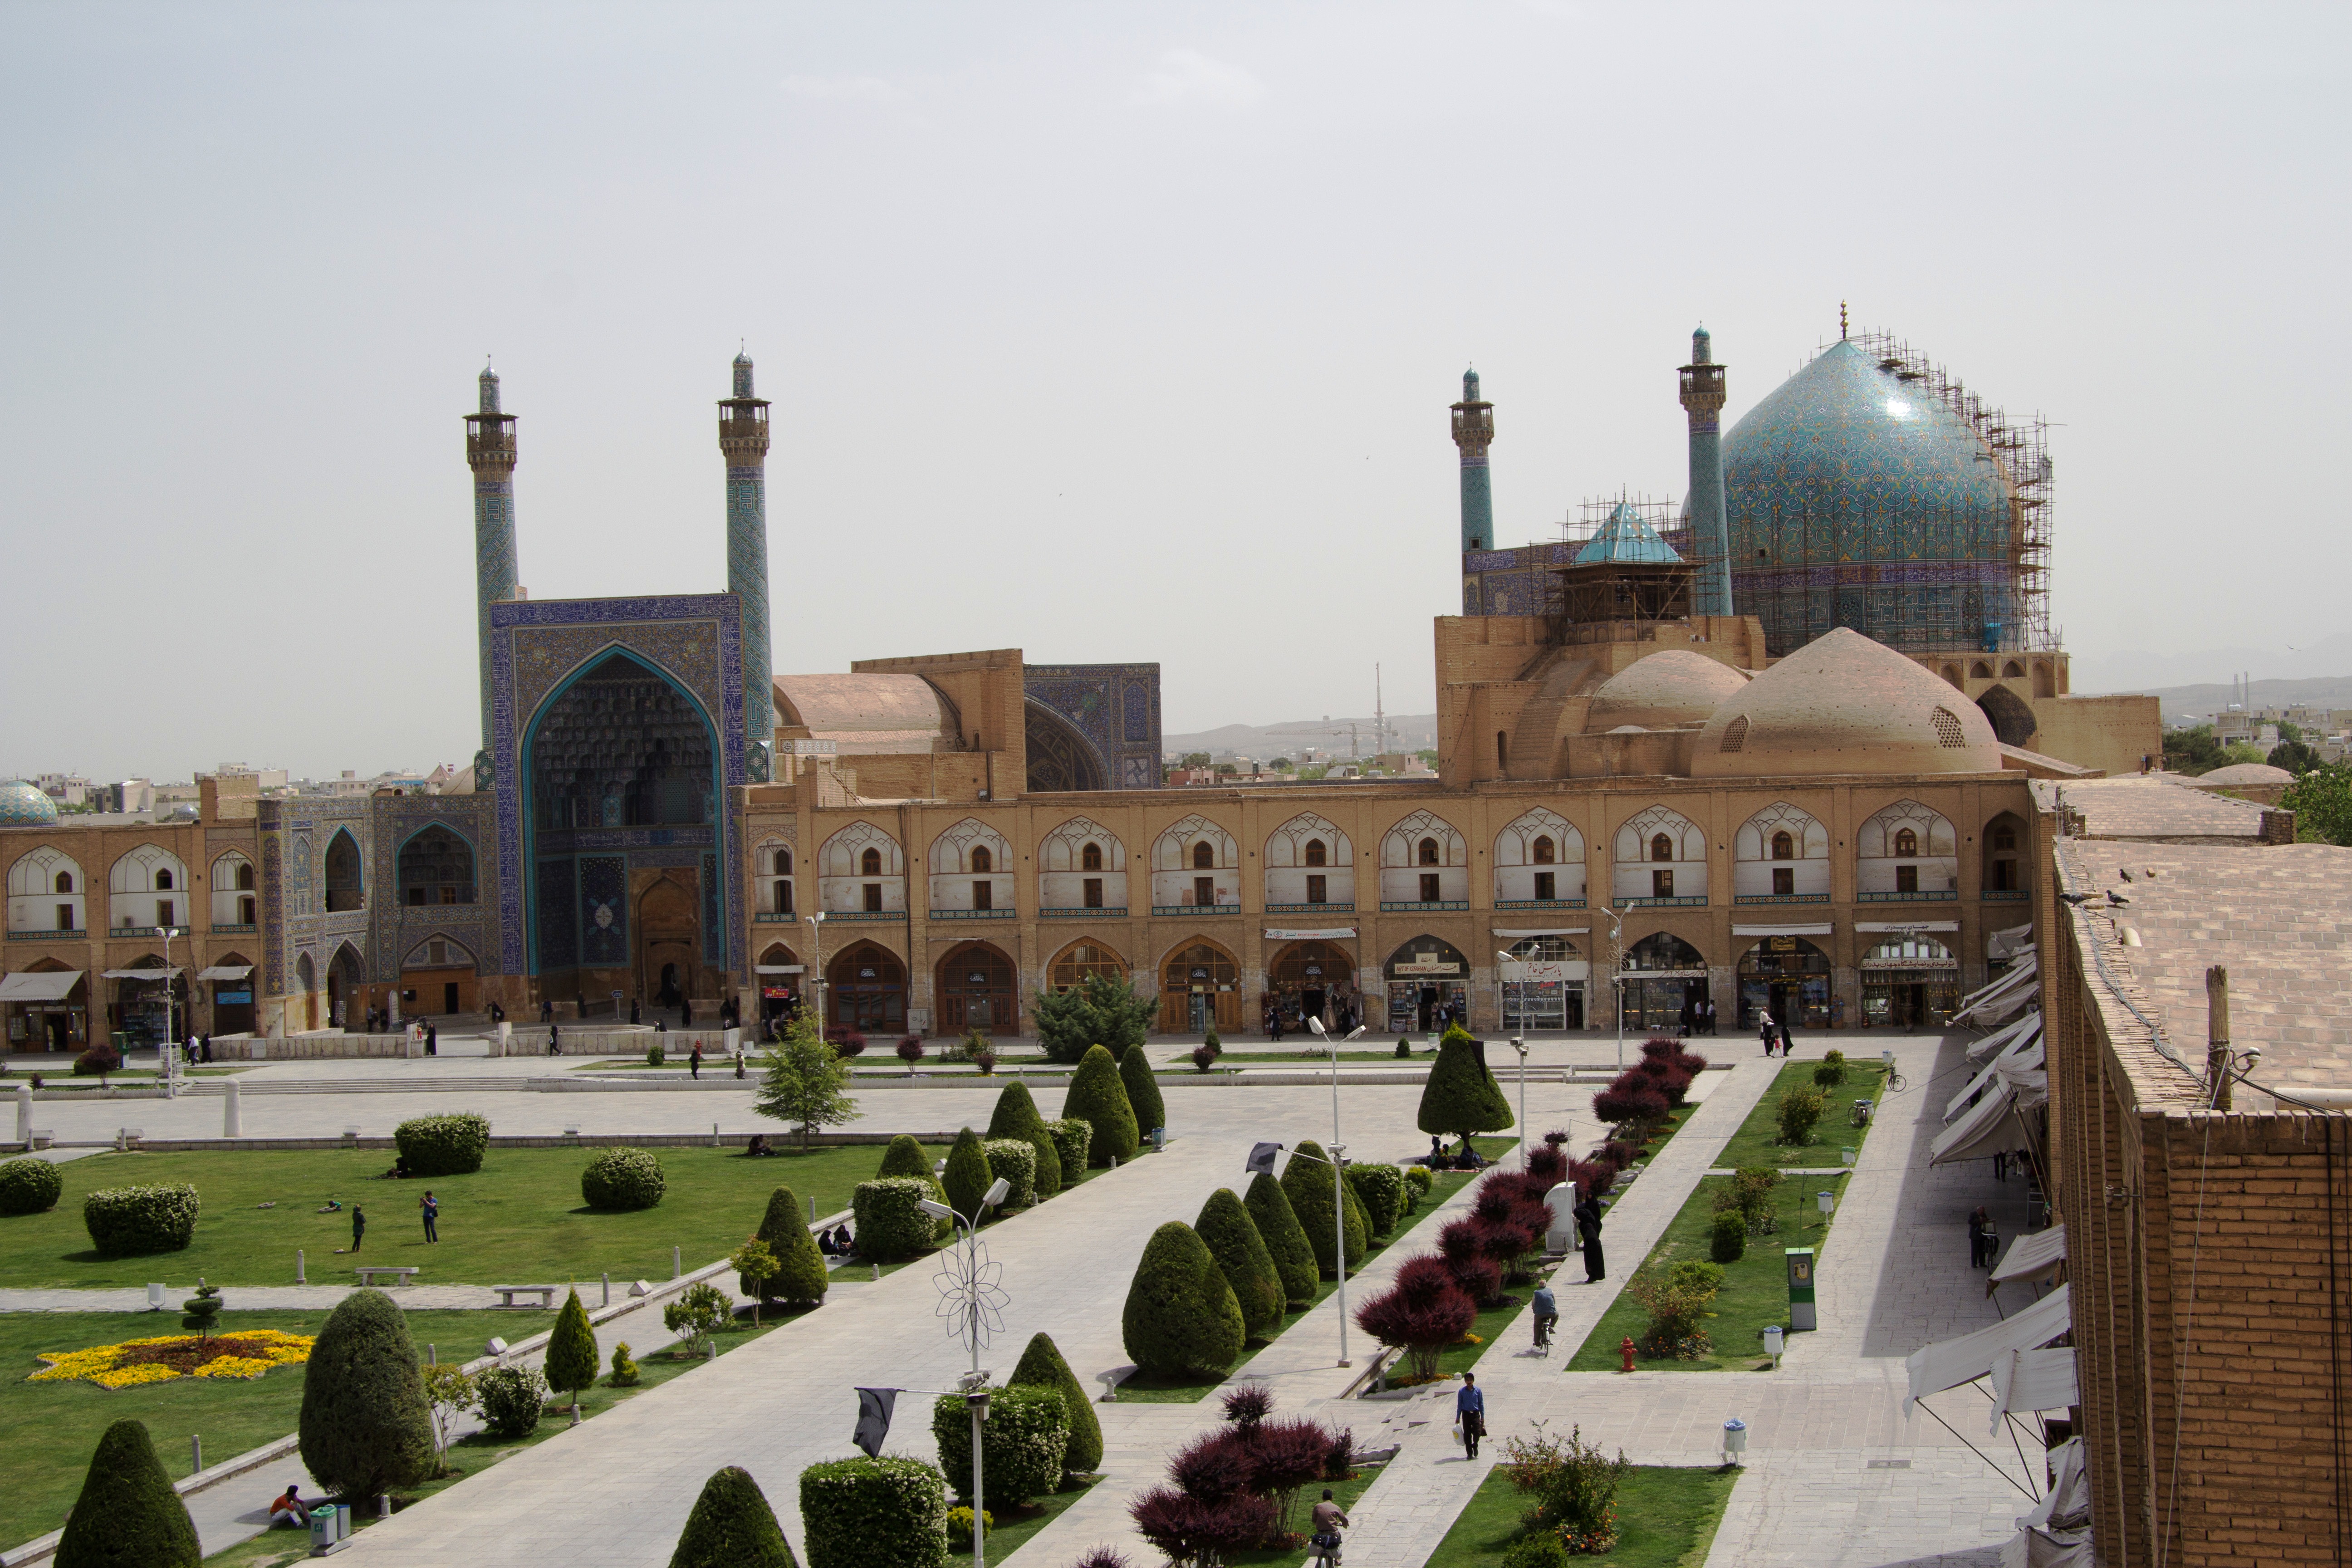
(1722, 340, 2016, 657)
(1575, 501, 1682, 566)
(0, 781, 59, 826)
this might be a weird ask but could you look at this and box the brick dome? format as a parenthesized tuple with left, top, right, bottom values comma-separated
(1691, 627, 2003, 777)
(1584, 651, 1750, 732)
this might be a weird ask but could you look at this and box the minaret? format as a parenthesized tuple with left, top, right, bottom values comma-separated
(719, 350, 774, 782)
(1450, 368, 1495, 552)
(465, 364, 519, 784)
(1678, 327, 1732, 617)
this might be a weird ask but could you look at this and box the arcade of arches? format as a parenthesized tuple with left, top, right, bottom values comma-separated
(1266, 940, 1357, 1032)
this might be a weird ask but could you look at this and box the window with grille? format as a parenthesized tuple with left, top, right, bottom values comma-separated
(1896, 865, 1919, 894)
(1720, 715, 1748, 752)
(1194, 876, 1215, 907)
(1081, 842, 1102, 871)
(1304, 840, 1327, 867)
(1306, 874, 1327, 904)
(973, 880, 992, 910)
(1417, 838, 1440, 866)
(1533, 871, 1555, 901)
(1931, 707, 1968, 747)
(1773, 867, 1795, 896)
(1651, 869, 1674, 899)
(1420, 872, 1442, 902)
(1083, 878, 1103, 908)
(862, 882, 882, 911)
(1532, 835, 1555, 864)
(861, 848, 882, 876)
(971, 846, 993, 874)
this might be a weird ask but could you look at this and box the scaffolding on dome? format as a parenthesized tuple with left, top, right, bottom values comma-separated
(1542, 493, 1723, 642)
(1842, 329, 2056, 653)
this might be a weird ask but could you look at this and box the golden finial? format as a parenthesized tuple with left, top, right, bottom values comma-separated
(1839, 300, 1848, 340)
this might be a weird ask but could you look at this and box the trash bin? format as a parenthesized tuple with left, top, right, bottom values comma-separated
(309, 1505, 338, 1550)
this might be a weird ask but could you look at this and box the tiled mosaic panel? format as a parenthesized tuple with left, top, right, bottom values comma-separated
(579, 855, 627, 966)
(536, 858, 578, 970)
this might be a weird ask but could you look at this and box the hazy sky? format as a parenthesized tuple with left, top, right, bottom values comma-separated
(4, 2, 2345, 781)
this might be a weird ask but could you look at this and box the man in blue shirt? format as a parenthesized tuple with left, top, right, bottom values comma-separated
(1531, 1283, 1558, 1351)
(1456, 1371, 1486, 1458)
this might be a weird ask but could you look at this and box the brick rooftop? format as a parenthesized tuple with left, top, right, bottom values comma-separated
(2033, 774, 2274, 841)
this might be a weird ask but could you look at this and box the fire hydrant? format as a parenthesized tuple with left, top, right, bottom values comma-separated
(1619, 1337, 1637, 1372)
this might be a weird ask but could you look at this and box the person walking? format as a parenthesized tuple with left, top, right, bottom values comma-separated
(1455, 1372, 1486, 1459)
(547, 1022, 561, 1057)
(689, 1042, 703, 1080)
(425, 1022, 438, 1056)
(349, 1204, 365, 1254)
(1758, 1010, 1778, 1057)
(420, 1190, 439, 1244)
(1574, 1192, 1607, 1283)
(1967, 1205, 1991, 1268)
(1777, 1014, 1795, 1057)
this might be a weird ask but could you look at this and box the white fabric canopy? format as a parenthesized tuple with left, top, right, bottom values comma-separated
(1931, 1070, 2045, 1166)
(1967, 1009, 2043, 1066)
(1987, 922, 2036, 965)
(1905, 1283, 2071, 1410)
(1987, 1347, 2079, 1434)
(1991, 1224, 2068, 1291)
(196, 964, 253, 981)
(2001, 1439, 2091, 1568)
(1955, 955, 2039, 1025)
(1948, 1029, 2046, 1121)
(1492, 927, 1587, 937)
(101, 967, 181, 980)
(0, 970, 83, 1002)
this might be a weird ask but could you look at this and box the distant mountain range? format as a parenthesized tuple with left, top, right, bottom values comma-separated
(1164, 714, 1440, 760)
(2070, 629, 2352, 714)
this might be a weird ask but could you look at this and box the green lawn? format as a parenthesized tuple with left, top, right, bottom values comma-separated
(1711, 1058, 1886, 1171)
(1564, 1171, 1851, 1371)
(953, 1475, 1101, 1559)
(0, 1144, 948, 1289)
(1425, 1462, 1735, 1568)
(0, 1307, 549, 1554)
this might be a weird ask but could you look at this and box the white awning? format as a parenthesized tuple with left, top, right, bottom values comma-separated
(1955, 955, 2039, 1026)
(101, 967, 182, 981)
(1987, 922, 2035, 965)
(1857, 920, 1960, 933)
(1732, 923, 1834, 936)
(754, 965, 805, 975)
(1987, 1346, 2080, 1434)
(1492, 927, 1588, 937)
(196, 964, 253, 981)
(0, 971, 84, 1002)
(1264, 927, 1355, 940)
(1905, 1282, 2071, 1410)
(1947, 1028, 2045, 1121)
(1967, 1009, 2043, 1065)
(1930, 1068, 2046, 1166)
(1990, 1223, 2067, 1291)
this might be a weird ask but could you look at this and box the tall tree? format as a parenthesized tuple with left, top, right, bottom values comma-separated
(545, 1288, 601, 1421)
(297, 1288, 435, 1501)
(754, 1017, 855, 1148)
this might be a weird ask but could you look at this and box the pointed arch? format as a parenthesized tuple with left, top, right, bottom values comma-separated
(818, 819, 906, 914)
(1039, 815, 1127, 913)
(399, 933, 481, 974)
(108, 843, 190, 930)
(1857, 798, 1959, 901)
(1379, 809, 1468, 906)
(1977, 683, 2038, 747)
(323, 828, 365, 912)
(928, 817, 1014, 915)
(8, 846, 86, 934)
(209, 849, 258, 926)
(1733, 801, 1829, 902)
(1264, 812, 1354, 909)
(1494, 806, 1587, 906)
(1612, 805, 1707, 904)
(1024, 699, 1108, 793)
(1150, 814, 1240, 912)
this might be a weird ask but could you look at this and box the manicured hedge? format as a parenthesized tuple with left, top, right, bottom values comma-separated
(54, 1418, 198, 1568)
(83, 1184, 199, 1257)
(932, 1382, 1068, 1508)
(1063, 1046, 1138, 1166)
(853, 1177, 947, 1261)
(1344, 1163, 1405, 1239)
(1046, 1118, 1092, 1185)
(394, 1112, 490, 1176)
(1245, 1171, 1319, 1308)
(670, 1465, 796, 1568)
(0, 1156, 64, 1215)
(942, 1128, 993, 1222)
(580, 1147, 666, 1210)
(1194, 1186, 1284, 1340)
(1010, 1331, 1102, 1474)
(800, 1455, 948, 1568)
(1122, 1221, 1245, 1378)
(982, 1139, 1038, 1207)
(748, 1186, 828, 1306)
(986, 1081, 1061, 1200)
(297, 1288, 435, 1499)
(475, 1364, 547, 1438)
(1417, 1026, 1514, 1138)
(1280, 1140, 1366, 1278)
(1119, 1046, 1167, 1139)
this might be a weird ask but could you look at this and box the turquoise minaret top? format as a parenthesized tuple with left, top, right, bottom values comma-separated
(1450, 368, 1495, 554)
(719, 351, 774, 782)
(1679, 328, 1732, 617)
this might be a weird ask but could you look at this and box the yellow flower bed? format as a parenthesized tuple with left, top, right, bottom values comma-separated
(29, 1329, 314, 1389)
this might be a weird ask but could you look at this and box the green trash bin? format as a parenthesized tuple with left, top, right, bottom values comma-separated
(110, 1031, 130, 1055)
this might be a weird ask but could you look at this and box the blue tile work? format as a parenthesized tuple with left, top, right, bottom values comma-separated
(537, 857, 578, 969)
(580, 855, 627, 965)
(366, 796, 496, 983)
(488, 595, 746, 978)
(1723, 339, 2018, 656)
(1023, 664, 1161, 791)
(1574, 502, 1682, 565)
(700, 853, 721, 964)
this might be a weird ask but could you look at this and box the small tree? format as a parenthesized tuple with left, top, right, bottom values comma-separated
(985, 1080, 1062, 1200)
(1244, 1171, 1318, 1308)
(421, 1363, 477, 1471)
(298, 1288, 435, 1500)
(1279, 1139, 1365, 1278)
(609, 1342, 640, 1386)
(1063, 1045, 1139, 1166)
(1625, 1260, 1723, 1360)
(546, 1287, 600, 1420)
(1353, 1254, 1474, 1381)
(670, 1464, 798, 1568)
(1193, 1187, 1284, 1340)
(1122, 1221, 1245, 1378)
(179, 1278, 221, 1340)
(664, 1282, 733, 1357)
(2284, 759, 2352, 846)
(1119, 1045, 1167, 1142)
(1500, 1421, 1630, 1555)
(746, 1186, 828, 1308)
(754, 1018, 855, 1148)
(731, 1236, 780, 1326)
(1010, 1331, 1104, 1474)
(54, 1419, 199, 1568)
(942, 1126, 995, 1223)
(1775, 1085, 1826, 1147)
(1417, 1024, 1514, 1144)
(1035, 972, 1155, 1064)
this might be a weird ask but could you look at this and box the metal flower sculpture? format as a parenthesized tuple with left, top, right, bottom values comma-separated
(931, 1233, 1009, 1358)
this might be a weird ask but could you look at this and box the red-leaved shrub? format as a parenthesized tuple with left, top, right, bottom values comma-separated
(1353, 1255, 1475, 1381)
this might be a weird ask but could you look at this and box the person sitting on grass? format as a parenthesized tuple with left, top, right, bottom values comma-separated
(269, 1483, 309, 1528)
(746, 1133, 773, 1158)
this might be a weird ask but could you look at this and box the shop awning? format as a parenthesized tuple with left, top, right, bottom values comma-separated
(1947, 1028, 2045, 1121)
(1732, 923, 1834, 937)
(1931, 1066, 2046, 1166)
(1987, 922, 2035, 965)
(1492, 927, 1588, 938)
(1986, 1346, 2080, 1434)
(0, 971, 83, 1002)
(1966, 1009, 2043, 1066)
(196, 964, 253, 982)
(2006, 1438, 2092, 1563)
(754, 965, 805, 975)
(1954, 955, 2039, 1026)
(1990, 1223, 2067, 1293)
(1264, 927, 1354, 941)
(101, 967, 182, 981)
(1904, 1282, 2071, 1410)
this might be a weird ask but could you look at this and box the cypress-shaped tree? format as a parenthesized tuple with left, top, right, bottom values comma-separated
(297, 1288, 435, 1501)
(55, 1419, 199, 1568)
(877, 1134, 934, 1181)
(1121, 1221, 1245, 1378)
(1194, 1187, 1284, 1340)
(747, 1186, 828, 1307)
(942, 1127, 995, 1223)
(1280, 1139, 1367, 1279)
(985, 1080, 1062, 1200)
(1118, 1047, 1166, 1143)
(1009, 1331, 1103, 1474)
(1416, 1025, 1514, 1142)
(1245, 1171, 1319, 1308)
(546, 1288, 601, 1419)
(669, 1465, 798, 1568)
(1062, 1045, 1138, 1166)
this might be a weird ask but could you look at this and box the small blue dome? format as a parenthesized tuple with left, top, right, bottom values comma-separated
(1575, 502, 1682, 566)
(0, 781, 59, 826)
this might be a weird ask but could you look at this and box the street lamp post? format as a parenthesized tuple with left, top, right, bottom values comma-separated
(1303, 1013, 1366, 1368)
(1602, 906, 1627, 1073)
(159, 926, 179, 1085)
(1494, 951, 1536, 1169)
(919, 1181, 1012, 1568)
(804, 911, 827, 1035)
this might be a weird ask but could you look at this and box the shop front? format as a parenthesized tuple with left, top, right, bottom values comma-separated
(754, 945, 804, 1030)
(1382, 936, 1470, 1034)
(0, 968, 86, 1052)
(1617, 932, 1708, 1033)
(1159, 940, 1240, 1035)
(936, 941, 1019, 1036)
(1861, 931, 1960, 1029)
(105, 962, 185, 1048)
(1735, 933, 1833, 1030)
(1264, 932, 1358, 1033)
(825, 941, 905, 1036)
(198, 961, 256, 1035)
(1499, 934, 1585, 1031)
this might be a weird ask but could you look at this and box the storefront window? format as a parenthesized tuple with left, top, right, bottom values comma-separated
(1736, 936, 1832, 1029)
(1501, 935, 1583, 1031)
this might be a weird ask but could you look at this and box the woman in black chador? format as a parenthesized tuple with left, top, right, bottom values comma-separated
(1573, 1192, 1606, 1284)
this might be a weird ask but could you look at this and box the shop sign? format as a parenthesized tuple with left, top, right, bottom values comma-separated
(214, 990, 253, 1004)
(1392, 959, 1460, 976)
(1768, 936, 1798, 953)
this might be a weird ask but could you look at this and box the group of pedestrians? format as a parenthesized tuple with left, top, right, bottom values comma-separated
(1757, 1009, 1797, 1056)
(1676, 997, 1720, 1035)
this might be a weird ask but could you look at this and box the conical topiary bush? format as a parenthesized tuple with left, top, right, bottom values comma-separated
(942, 1127, 994, 1223)
(1416, 1024, 1514, 1142)
(1194, 1187, 1284, 1340)
(1121, 1221, 1245, 1378)
(1118, 1047, 1166, 1143)
(1245, 1171, 1319, 1308)
(1280, 1139, 1367, 1279)
(669, 1464, 798, 1568)
(55, 1419, 199, 1568)
(546, 1288, 600, 1417)
(297, 1288, 434, 1501)
(877, 1133, 934, 1181)
(747, 1186, 828, 1307)
(1063, 1045, 1138, 1167)
(985, 1080, 1062, 1199)
(1009, 1330, 1102, 1474)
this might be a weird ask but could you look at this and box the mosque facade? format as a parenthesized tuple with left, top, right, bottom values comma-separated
(0, 326, 2161, 1049)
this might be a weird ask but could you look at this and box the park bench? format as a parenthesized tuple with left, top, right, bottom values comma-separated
(353, 1265, 420, 1287)
(491, 1285, 558, 1308)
